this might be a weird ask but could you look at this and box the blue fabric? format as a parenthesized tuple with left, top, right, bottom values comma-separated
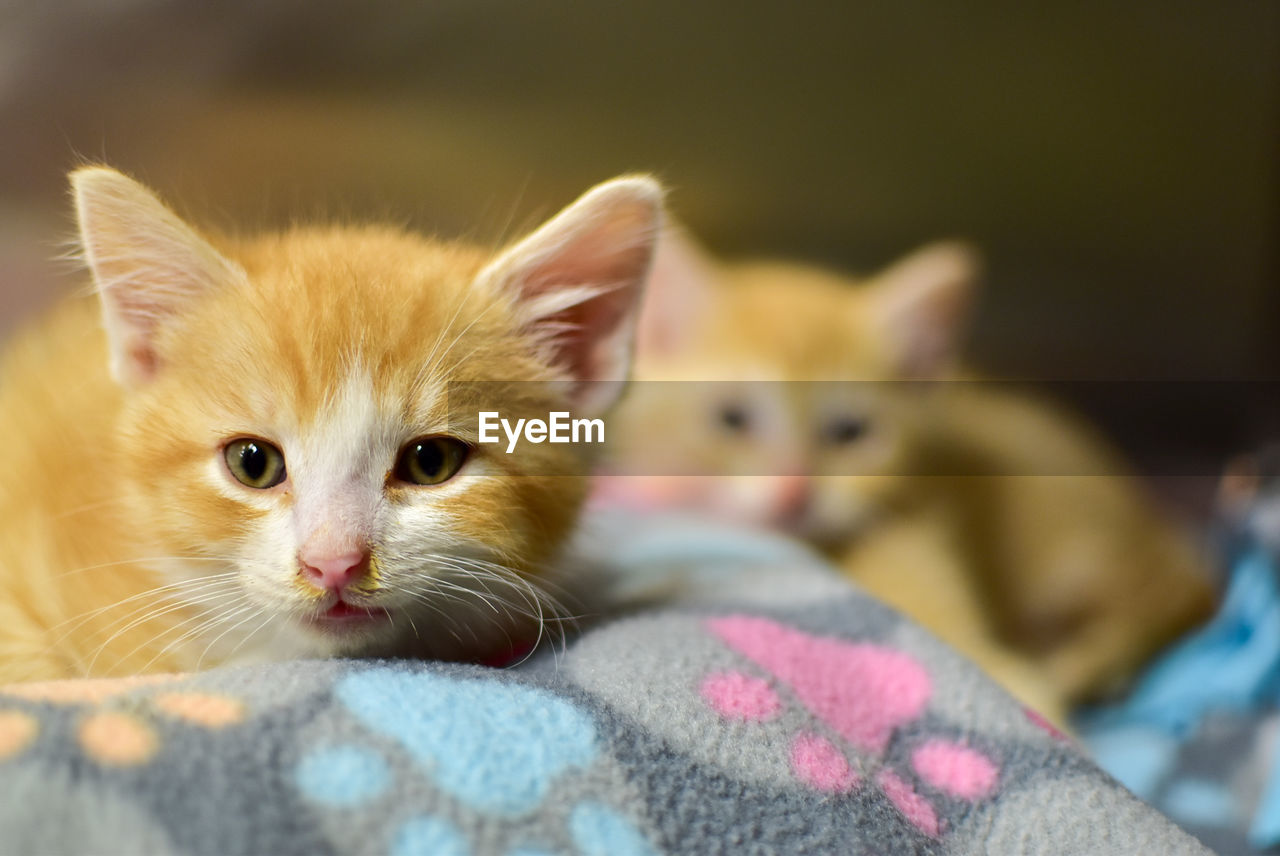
(1108, 550, 1280, 732)
(1082, 725, 1178, 796)
(1080, 545, 1280, 850)
(1251, 763, 1280, 849)
(1164, 779, 1239, 829)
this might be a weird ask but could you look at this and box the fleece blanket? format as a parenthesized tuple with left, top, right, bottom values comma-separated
(0, 513, 1207, 856)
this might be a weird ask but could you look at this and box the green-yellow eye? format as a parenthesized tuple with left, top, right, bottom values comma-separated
(224, 438, 286, 489)
(394, 436, 469, 486)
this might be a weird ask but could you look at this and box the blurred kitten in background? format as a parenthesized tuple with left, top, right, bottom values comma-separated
(603, 228, 1216, 720)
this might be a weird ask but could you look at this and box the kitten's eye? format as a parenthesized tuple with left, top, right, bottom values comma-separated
(825, 415, 870, 446)
(224, 439, 286, 489)
(394, 437, 469, 486)
(717, 402, 752, 434)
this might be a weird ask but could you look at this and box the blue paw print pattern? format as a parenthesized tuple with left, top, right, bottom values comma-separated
(391, 816, 469, 856)
(336, 668, 599, 816)
(293, 667, 662, 855)
(569, 803, 660, 856)
(294, 744, 392, 807)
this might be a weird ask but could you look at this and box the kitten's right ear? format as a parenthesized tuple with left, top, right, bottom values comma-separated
(72, 167, 247, 386)
(634, 222, 722, 358)
(868, 240, 980, 379)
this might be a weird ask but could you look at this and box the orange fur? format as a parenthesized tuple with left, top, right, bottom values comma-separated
(0, 167, 662, 682)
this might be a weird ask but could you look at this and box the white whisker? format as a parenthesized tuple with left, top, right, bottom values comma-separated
(196, 603, 269, 671)
(105, 591, 251, 676)
(84, 586, 244, 676)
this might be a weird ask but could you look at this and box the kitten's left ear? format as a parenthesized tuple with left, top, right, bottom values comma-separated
(868, 240, 980, 379)
(73, 166, 247, 386)
(635, 221, 723, 359)
(479, 175, 664, 415)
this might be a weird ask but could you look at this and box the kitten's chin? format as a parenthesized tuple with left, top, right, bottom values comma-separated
(272, 592, 549, 663)
(277, 595, 402, 655)
(301, 601, 394, 637)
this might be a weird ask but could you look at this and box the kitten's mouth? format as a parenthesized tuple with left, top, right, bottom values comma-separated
(306, 597, 391, 631)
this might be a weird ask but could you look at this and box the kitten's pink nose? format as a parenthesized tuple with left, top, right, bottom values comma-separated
(299, 549, 370, 592)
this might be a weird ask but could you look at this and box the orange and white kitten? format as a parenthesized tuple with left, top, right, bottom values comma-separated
(0, 167, 663, 683)
(606, 229, 1215, 717)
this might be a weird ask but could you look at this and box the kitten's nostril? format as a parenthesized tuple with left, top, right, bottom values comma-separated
(299, 549, 370, 591)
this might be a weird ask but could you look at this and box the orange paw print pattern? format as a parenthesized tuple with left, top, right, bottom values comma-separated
(0, 674, 247, 767)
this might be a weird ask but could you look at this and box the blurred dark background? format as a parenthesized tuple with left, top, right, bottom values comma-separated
(1, 1, 1277, 507)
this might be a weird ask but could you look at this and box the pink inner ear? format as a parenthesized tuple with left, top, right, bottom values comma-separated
(74, 168, 250, 387)
(874, 244, 976, 379)
(531, 276, 641, 387)
(516, 202, 657, 388)
(485, 177, 661, 410)
(634, 226, 718, 359)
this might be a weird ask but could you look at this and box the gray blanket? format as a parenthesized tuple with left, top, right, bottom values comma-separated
(0, 514, 1208, 855)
